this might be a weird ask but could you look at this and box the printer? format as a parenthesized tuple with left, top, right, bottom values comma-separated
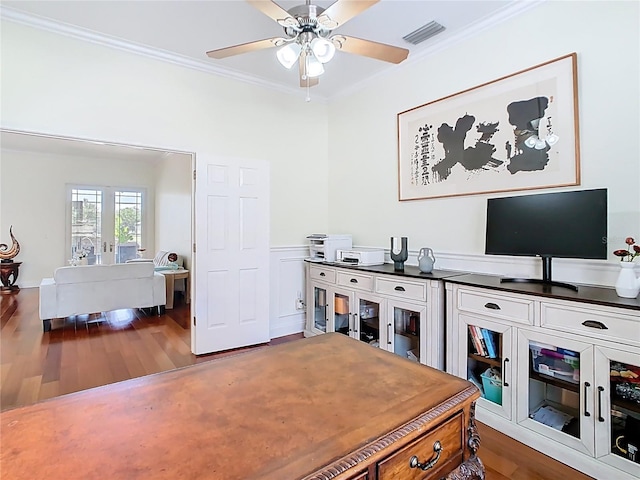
(335, 248, 385, 266)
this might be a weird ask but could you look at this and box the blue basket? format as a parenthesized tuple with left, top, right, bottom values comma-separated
(481, 371, 503, 405)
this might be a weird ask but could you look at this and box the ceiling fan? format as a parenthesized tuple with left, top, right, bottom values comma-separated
(206, 0, 409, 88)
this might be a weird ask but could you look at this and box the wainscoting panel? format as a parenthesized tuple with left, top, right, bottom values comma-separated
(269, 246, 308, 339)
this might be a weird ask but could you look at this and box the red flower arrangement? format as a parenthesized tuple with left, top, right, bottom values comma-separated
(613, 237, 640, 262)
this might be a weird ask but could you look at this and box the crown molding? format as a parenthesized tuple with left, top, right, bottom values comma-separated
(1, 2, 543, 104)
(0, 6, 330, 102)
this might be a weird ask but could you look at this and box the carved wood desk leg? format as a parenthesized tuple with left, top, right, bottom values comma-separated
(444, 401, 485, 480)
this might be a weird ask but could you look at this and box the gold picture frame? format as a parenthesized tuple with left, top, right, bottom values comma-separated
(397, 53, 580, 201)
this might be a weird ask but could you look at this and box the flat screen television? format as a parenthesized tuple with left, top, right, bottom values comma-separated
(485, 188, 608, 291)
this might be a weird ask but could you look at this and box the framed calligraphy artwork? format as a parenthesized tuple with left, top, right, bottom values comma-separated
(397, 53, 580, 201)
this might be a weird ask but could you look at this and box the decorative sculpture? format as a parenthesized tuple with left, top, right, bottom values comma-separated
(390, 236, 408, 271)
(0, 226, 20, 262)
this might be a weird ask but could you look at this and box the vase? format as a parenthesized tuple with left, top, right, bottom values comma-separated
(418, 247, 436, 273)
(614, 262, 640, 299)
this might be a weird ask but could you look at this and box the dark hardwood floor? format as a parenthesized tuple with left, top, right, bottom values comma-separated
(1, 287, 592, 479)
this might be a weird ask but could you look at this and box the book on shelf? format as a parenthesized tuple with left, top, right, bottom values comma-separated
(481, 328, 497, 359)
(469, 325, 487, 356)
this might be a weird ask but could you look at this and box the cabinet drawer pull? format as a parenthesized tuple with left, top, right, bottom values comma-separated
(584, 382, 591, 417)
(319, 272, 325, 277)
(484, 302, 501, 310)
(409, 441, 442, 471)
(394, 286, 406, 291)
(350, 278, 358, 283)
(597, 386, 605, 422)
(387, 324, 391, 345)
(582, 320, 608, 330)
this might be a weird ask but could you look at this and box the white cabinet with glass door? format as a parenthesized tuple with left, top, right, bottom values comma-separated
(305, 264, 336, 336)
(594, 345, 640, 477)
(516, 329, 595, 456)
(446, 277, 640, 480)
(375, 274, 444, 367)
(334, 270, 384, 347)
(332, 288, 385, 349)
(305, 263, 447, 369)
(383, 298, 425, 364)
(68, 186, 145, 265)
(454, 313, 514, 421)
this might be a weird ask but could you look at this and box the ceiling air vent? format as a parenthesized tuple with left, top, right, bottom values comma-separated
(403, 21, 445, 45)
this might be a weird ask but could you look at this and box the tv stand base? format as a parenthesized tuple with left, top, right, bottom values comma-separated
(500, 277, 578, 292)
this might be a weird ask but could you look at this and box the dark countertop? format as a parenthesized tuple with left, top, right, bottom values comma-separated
(307, 260, 467, 281)
(305, 260, 640, 312)
(445, 273, 640, 312)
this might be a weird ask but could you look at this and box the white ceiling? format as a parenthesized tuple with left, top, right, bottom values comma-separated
(1, 0, 538, 101)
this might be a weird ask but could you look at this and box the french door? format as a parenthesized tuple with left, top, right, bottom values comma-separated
(67, 186, 145, 265)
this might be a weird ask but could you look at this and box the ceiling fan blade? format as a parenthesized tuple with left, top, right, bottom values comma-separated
(331, 35, 409, 64)
(299, 51, 319, 88)
(246, 0, 294, 24)
(206, 38, 285, 59)
(318, 0, 379, 29)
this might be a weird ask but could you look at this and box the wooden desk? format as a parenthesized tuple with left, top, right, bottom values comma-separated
(0, 334, 483, 480)
(159, 268, 189, 309)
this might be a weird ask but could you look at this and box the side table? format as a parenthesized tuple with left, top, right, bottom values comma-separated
(0, 261, 21, 293)
(159, 269, 190, 309)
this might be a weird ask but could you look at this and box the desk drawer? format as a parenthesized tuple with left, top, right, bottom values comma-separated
(376, 277, 426, 302)
(309, 265, 336, 283)
(337, 271, 374, 292)
(457, 288, 534, 325)
(378, 412, 463, 480)
(541, 302, 640, 347)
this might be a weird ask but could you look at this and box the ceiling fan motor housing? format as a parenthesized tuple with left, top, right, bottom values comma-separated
(282, 4, 331, 39)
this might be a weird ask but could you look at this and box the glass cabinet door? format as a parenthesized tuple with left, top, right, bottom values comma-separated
(458, 314, 513, 420)
(312, 285, 328, 333)
(595, 345, 640, 476)
(517, 330, 594, 456)
(386, 300, 425, 363)
(333, 291, 351, 336)
(355, 296, 382, 348)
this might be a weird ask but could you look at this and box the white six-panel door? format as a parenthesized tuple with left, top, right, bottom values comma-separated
(193, 155, 270, 355)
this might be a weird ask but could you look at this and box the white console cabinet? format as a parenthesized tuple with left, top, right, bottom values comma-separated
(446, 274, 640, 480)
(305, 262, 456, 370)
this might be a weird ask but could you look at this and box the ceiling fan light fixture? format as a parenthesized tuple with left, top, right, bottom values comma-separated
(276, 43, 302, 69)
(305, 53, 325, 78)
(310, 37, 335, 63)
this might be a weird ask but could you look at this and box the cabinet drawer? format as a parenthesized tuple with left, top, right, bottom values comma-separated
(457, 289, 534, 325)
(376, 277, 426, 302)
(337, 271, 374, 292)
(377, 412, 463, 480)
(309, 265, 336, 283)
(541, 302, 640, 347)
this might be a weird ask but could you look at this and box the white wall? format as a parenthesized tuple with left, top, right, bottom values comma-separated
(155, 153, 192, 270)
(327, 1, 640, 287)
(0, 21, 330, 249)
(0, 148, 158, 286)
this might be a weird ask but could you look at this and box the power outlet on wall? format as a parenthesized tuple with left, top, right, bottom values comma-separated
(296, 291, 305, 311)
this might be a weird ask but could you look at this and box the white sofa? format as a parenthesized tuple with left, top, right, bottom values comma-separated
(39, 263, 166, 332)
